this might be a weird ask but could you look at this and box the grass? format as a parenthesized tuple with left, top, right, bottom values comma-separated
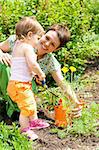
(0, 122, 33, 150)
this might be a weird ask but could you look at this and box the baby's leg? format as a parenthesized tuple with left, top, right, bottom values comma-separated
(19, 113, 38, 140)
(19, 113, 29, 130)
(29, 94, 38, 121)
(7, 81, 38, 140)
(29, 114, 38, 121)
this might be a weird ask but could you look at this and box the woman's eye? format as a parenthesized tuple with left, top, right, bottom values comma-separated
(46, 36, 49, 40)
(51, 43, 55, 47)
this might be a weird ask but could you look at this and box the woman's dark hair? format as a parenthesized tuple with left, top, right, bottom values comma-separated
(46, 24, 70, 48)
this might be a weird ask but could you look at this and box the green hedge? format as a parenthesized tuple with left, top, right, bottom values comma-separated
(0, 0, 98, 120)
(0, 0, 99, 74)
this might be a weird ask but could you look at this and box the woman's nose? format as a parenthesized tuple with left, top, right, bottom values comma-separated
(45, 41, 50, 47)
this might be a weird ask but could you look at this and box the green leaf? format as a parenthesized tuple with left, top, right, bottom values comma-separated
(57, 130, 66, 139)
(7, 105, 15, 117)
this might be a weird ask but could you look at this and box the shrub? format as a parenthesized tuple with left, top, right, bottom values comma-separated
(0, 0, 98, 74)
(0, 122, 33, 150)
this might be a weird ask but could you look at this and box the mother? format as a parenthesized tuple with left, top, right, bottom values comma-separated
(0, 23, 81, 117)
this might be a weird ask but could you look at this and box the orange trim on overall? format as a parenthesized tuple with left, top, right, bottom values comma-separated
(7, 80, 37, 117)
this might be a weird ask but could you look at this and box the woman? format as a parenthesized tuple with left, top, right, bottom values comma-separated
(0, 24, 82, 118)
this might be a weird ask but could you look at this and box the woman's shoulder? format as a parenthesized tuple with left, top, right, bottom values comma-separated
(43, 53, 54, 59)
(46, 53, 61, 72)
(38, 52, 61, 74)
(7, 35, 16, 51)
(7, 35, 16, 43)
(39, 53, 59, 63)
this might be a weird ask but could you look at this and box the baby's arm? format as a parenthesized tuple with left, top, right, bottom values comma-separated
(24, 46, 45, 81)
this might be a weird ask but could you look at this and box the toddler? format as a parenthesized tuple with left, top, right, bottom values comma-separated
(7, 16, 49, 140)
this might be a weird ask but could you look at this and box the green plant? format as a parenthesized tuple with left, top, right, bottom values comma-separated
(0, 122, 33, 150)
(0, 0, 99, 119)
(50, 102, 99, 138)
(0, 0, 98, 74)
(71, 102, 99, 136)
(50, 128, 67, 139)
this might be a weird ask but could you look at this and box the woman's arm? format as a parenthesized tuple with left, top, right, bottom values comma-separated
(51, 68, 80, 104)
(51, 68, 82, 117)
(0, 40, 11, 52)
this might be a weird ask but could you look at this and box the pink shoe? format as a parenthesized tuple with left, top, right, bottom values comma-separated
(30, 119, 50, 129)
(21, 127, 38, 141)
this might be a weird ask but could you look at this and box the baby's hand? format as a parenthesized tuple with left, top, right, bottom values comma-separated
(34, 75, 42, 85)
(34, 75, 45, 85)
(38, 72, 46, 82)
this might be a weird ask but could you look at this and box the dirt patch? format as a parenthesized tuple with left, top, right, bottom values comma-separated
(1, 60, 99, 150)
(33, 127, 99, 150)
(32, 62, 99, 150)
(77, 61, 99, 103)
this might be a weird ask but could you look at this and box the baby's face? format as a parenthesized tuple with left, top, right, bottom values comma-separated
(29, 33, 40, 48)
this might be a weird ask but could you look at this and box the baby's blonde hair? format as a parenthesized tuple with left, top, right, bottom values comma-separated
(16, 16, 45, 40)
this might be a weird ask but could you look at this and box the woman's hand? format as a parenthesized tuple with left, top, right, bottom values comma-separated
(0, 52, 12, 66)
(71, 100, 85, 118)
(0, 39, 12, 66)
(71, 105, 82, 118)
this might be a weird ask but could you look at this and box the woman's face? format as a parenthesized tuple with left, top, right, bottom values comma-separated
(37, 30, 60, 56)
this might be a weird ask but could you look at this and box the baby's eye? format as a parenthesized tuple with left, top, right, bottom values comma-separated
(37, 35, 41, 40)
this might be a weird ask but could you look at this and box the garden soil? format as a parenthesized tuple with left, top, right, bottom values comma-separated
(32, 60, 99, 150)
(3, 60, 99, 150)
